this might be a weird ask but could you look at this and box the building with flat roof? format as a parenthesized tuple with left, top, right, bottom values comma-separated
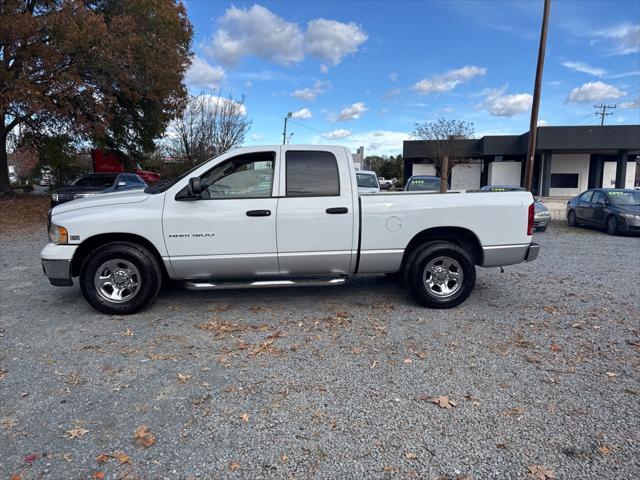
(403, 125, 640, 197)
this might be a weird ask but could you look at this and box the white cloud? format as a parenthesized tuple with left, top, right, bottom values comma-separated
(389, 72, 398, 82)
(291, 108, 312, 119)
(323, 129, 352, 139)
(620, 98, 640, 109)
(202, 5, 367, 68)
(250, 133, 263, 141)
(204, 4, 304, 66)
(567, 81, 626, 103)
(335, 102, 368, 121)
(303, 18, 368, 66)
(478, 86, 532, 116)
(244, 80, 253, 88)
(538, 119, 549, 126)
(412, 66, 487, 95)
(291, 80, 329, 101)
(561, 61, 606, 77)
(185, 56, 225, 90)
(595, 23, 640, 55)
(201, 94, 247, 116)
(315, 130, 410, 156)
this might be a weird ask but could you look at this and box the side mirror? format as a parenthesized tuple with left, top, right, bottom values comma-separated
(188, 177, 202, 196)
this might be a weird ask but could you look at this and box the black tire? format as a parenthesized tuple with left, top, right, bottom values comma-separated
(606, 215, 618, 236)
(405, 241, 476, 309)
(567, 210, 578, 227)
(79, 242, 162, 315)
(536, 225, 548, 232)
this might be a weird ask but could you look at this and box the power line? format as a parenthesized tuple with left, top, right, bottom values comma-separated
(594, 104, 616, 126)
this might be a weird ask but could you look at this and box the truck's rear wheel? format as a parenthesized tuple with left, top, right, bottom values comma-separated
(406, 242, 475, 308)
(80, 242, 162, 315)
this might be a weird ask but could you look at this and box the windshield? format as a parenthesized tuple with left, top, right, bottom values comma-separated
(407, 177, 440, 191)
(357, 173, 378, 188)
(608, 190, 640, 206)
(74, 174, 117, 188)
(145, 157, 217, 194)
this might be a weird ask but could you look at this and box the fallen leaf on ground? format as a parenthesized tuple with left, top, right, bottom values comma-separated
(229, 461, 241, 471)
(405, 452, 417, 460)
(240, 413, 249, 423)
(528, 464, 555, 479)
(92, 472, 105, 480)
(403, 358, 412, 364)
(430, 395, 457, 409)
(65, 428, 89, 439)
(115, 451, 132, 464)
(24, 453, 39, 463)
(549, 343, 561, 352)
(9, 474, 22, 480)
(504, 407, 526, 416)
(96, 453, 110, 464)
(177, 373, 192, 383)
(0, 417, 17, 429)
(598, 445, 613, 455)
(416, 351, 427, 360)
(0, 368, 7, 380)
(543, 305, 560, 314)
(133, 425, 156, 447)
(63, 453, 72, 462)
(606, 372, 618, 378)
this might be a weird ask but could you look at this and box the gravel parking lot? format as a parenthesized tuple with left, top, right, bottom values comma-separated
(1, 197, 639, 480)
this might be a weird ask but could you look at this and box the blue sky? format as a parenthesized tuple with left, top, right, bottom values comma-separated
(183, 0, 640, 155)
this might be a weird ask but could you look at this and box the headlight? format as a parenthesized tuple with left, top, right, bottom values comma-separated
(620, 213, 640, 220)
(48, 224, 68, 244)
(51, 193, 59, 202)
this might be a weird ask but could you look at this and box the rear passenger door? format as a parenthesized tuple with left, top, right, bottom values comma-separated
(575, 190, 593, 222)
(591, 191, 608, 226)
(276, 148, 355, 274)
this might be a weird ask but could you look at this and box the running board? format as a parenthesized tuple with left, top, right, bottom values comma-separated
(184, 276, 348, 291)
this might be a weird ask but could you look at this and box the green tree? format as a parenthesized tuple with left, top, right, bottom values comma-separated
(0, 0, 193, 193)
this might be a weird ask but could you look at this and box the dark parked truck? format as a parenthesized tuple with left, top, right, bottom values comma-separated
(92, 149, 161, 184)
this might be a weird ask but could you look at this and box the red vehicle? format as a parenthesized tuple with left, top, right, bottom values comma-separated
(91, 149, 160, 184)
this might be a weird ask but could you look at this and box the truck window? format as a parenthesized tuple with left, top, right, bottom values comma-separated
(199, 151, 275, 199)
(286, 151, 339, 197)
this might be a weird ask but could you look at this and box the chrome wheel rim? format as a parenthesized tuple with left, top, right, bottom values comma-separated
(422, 256, 463, 299)
(94, 259, 141, 304)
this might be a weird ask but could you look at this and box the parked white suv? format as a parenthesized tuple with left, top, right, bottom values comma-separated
(42, 146, 539, 314)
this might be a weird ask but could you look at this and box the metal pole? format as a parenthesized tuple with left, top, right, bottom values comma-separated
(524, 0, 551, 191)
(282, 112, 292, 145)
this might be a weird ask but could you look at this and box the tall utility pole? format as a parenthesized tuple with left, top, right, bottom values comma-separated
(524, 0, 551, 192)
(594, 104, 616, 126)
(282, 112, 292, 145)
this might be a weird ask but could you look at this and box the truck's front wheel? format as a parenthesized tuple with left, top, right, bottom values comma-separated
(80, 242, 162, 315)
(406, 242, 475, 309)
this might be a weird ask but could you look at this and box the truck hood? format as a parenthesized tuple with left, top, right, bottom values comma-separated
(51, 190, 151, 215)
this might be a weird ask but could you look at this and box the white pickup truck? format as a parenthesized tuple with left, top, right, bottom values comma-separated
(42, 145, 539, 314)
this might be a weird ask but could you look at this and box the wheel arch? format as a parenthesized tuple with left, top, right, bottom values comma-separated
(71, 233, 168, 278)
(400, 226, 483, 269)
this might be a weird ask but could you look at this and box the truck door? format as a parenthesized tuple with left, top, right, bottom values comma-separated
(162, 150, 280, 279)
(276, 148, 356, 274)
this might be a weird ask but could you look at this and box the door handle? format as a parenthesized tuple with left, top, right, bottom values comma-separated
(326, 207, 348, 214)
(246, 210, 271, 217)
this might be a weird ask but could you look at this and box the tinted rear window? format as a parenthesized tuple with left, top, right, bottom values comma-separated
(286, 151, 340, 197)
(74, 175, 117, 187)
